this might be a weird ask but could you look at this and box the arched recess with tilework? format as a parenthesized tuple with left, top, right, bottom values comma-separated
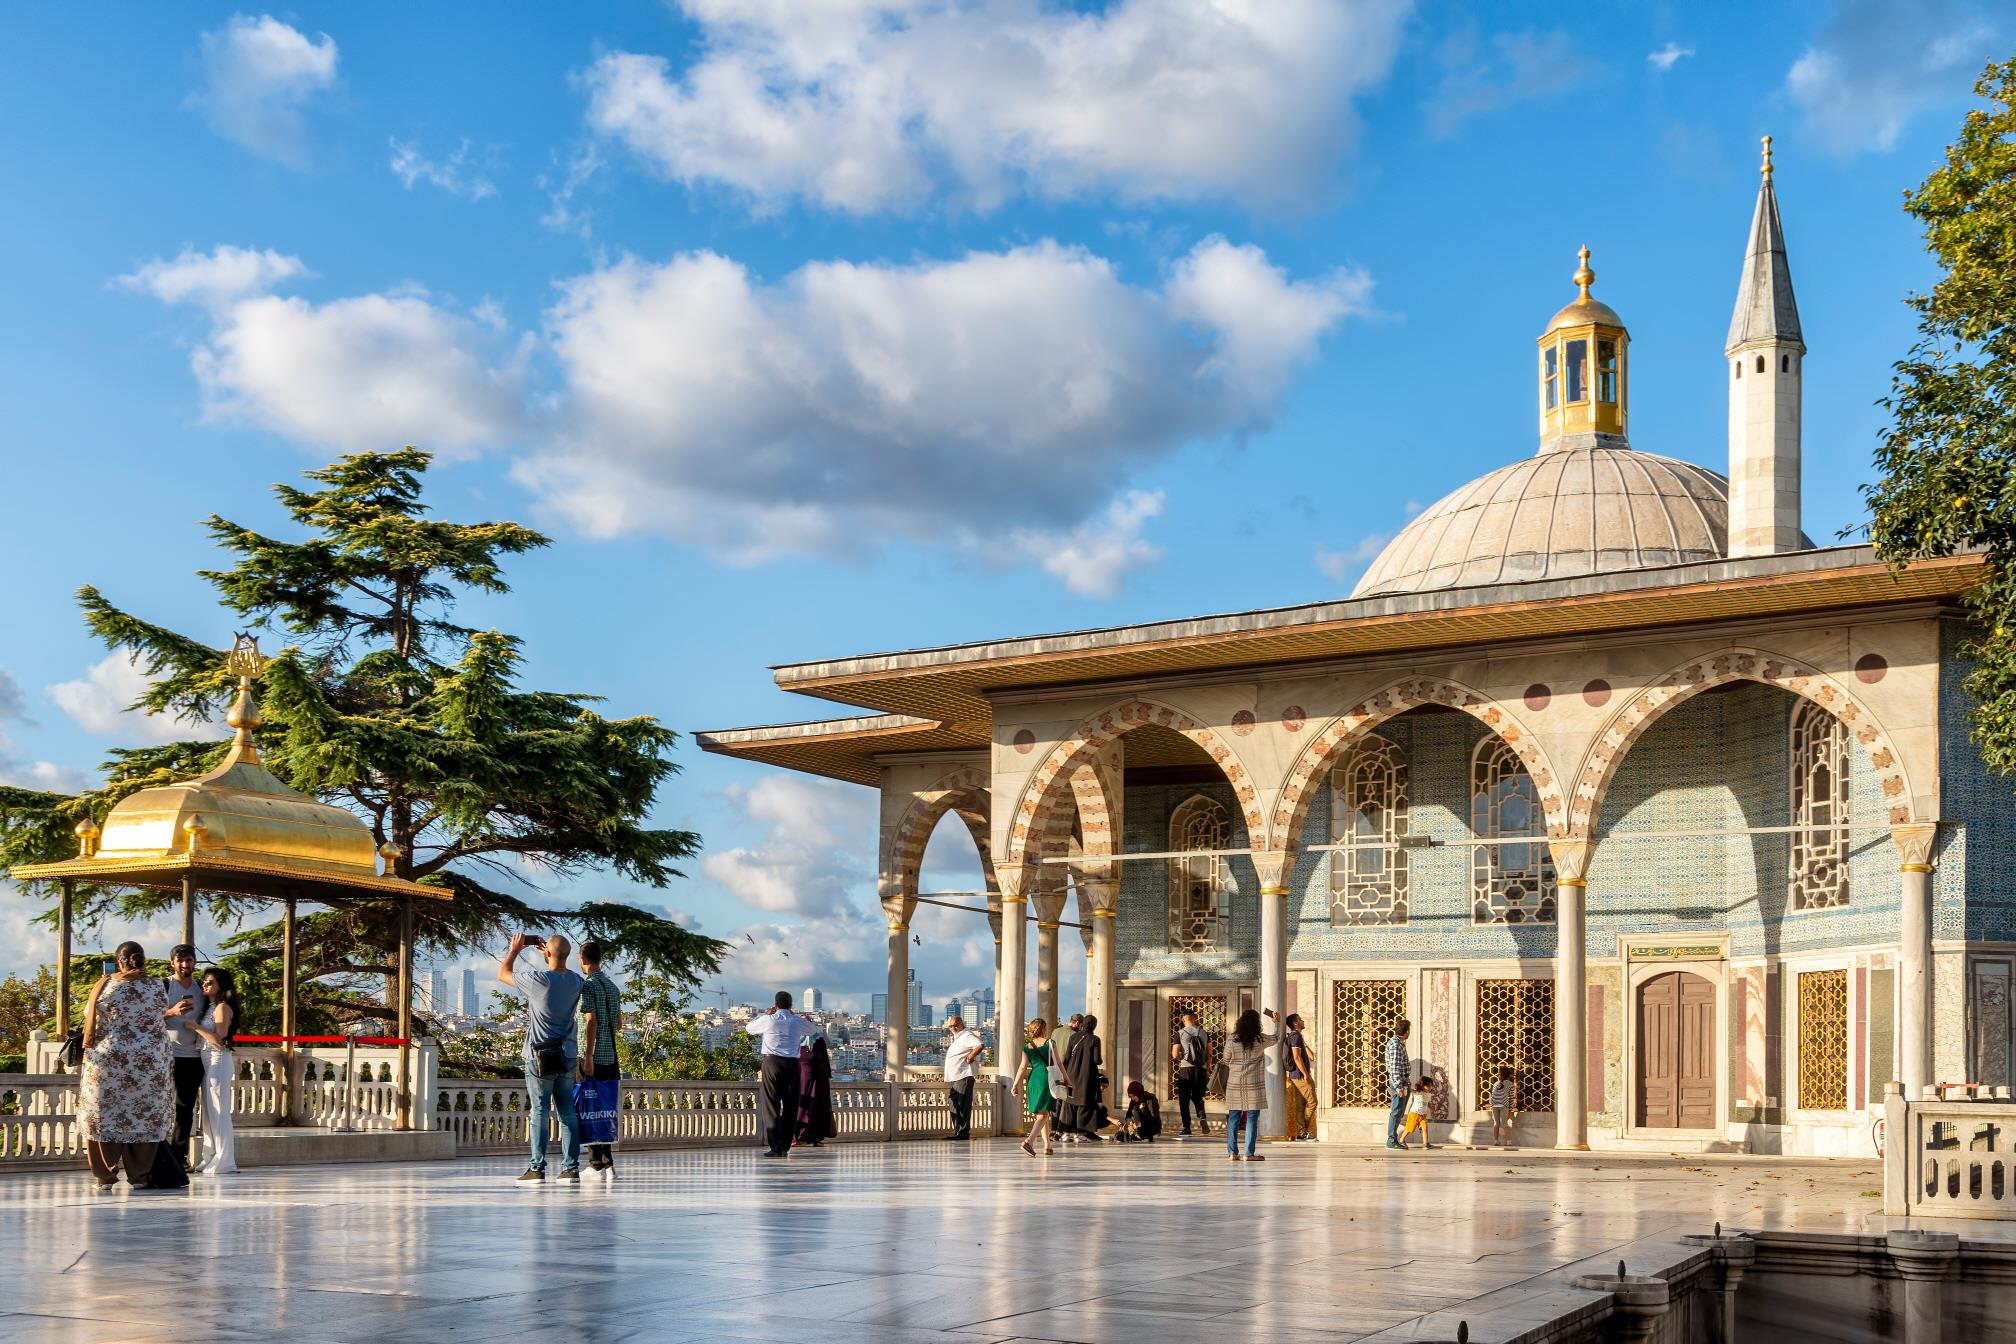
(1567, 647, 1917, 836)
(883, 766, 994, 918)
(1270, 676, 1566, 851)
(1002, 699, 1265, 870)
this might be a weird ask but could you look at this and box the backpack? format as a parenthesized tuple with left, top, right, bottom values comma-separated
(1178, 1028, 1204, 1072)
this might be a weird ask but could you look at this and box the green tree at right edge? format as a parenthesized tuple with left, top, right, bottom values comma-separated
(1865, 58, 2016, 773)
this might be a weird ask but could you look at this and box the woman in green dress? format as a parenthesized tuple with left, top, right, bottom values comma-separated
(1010, 1016, 1057, 1156)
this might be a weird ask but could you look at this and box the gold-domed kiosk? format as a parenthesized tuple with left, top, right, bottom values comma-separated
(10, 635, 449, 1130)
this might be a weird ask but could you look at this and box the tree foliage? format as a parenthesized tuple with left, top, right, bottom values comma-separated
(0, 967, 57, 1056)
(1865, 58, 2016, 772)
(0, 449, 729, 1023)
(616, 970, 757, 1081)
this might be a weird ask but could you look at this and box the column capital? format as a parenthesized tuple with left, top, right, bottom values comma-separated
(1889, 821, 1941, 872)
(1548, 837, 1594, 885)
(1885, 1229, 1959, 1280)
(887, 920, 908, 934)
(994, 862, 1030, 904)
(1251, 848, 1294, 891)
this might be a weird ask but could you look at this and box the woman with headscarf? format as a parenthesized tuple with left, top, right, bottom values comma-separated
(79, 941, 184, 1189)
(1055, 1014, 1104, 1141)
(795, 1036, 836, 1147)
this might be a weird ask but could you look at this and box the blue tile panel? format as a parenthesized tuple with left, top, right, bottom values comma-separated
(1114, 684, 1921, 979)
(1938, 617, 2016, 942)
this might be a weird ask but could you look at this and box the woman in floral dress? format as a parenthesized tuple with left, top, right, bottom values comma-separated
(79, 941, 182, 1188)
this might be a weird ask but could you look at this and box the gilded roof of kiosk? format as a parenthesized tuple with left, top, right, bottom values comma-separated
(10, 637, 445, 901)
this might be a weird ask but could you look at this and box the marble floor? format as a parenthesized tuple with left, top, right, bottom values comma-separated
(0, 1140, 1894, 1344)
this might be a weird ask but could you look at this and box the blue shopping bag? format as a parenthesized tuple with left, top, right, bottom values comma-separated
(572, 1075, 620, 1146)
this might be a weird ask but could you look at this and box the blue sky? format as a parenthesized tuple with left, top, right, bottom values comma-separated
(0, 1, 2005, 1011)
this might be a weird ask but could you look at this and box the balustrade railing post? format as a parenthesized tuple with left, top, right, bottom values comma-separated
(885, 1079, 901, 1142)
(331, 1035, 359, 1133)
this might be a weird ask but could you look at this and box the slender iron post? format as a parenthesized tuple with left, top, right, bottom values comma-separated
(55, 880, 74, 1041)
(396, 894, 414, 1130)
(280, 896, 298, 1126)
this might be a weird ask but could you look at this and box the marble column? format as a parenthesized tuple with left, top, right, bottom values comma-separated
(1255, 851, 1291, 1139)
(996, 864, 1029, 1096)
(1892, 823, 1939, 1099)
(1081, 879, 1118, 1071)
(1032, 872, 1067, 1030)
(885, 915, 910, 1082)
(1550, 839, 1592, 1150)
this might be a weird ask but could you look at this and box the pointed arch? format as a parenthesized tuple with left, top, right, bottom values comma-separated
(885, 765, 991, 914)
(1004, 698, 1262, 869)
(1271, 676, 1566, 850)
(1567, 646, 1916, 836)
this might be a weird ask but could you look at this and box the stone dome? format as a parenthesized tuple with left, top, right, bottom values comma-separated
(1352, 445, 1735, 597)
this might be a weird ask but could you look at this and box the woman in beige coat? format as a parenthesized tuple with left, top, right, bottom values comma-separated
(1220, 1007, 1279, 1162)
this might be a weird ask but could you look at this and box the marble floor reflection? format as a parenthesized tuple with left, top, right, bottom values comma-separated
(0, 1141, 1887, 1343)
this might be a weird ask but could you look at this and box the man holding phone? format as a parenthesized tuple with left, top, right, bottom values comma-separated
(163, 944, 205, 1166)
(499, 931, 584, 1182)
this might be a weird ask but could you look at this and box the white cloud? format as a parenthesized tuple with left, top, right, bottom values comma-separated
(582, 0, 1412, 214)
(1786, 0, 2002, 154)
(190, 14, 340, 167)
(1425, 28, 1590, 138)
(117, 245, 308, 311)
(123, 245, 524, 454)
(1647, 42, 1695, 71)
(389, 137, 501, 202)
(48, 652, 208, 745)
(524, 237, 1366, 574)
(0, 669, 27, 726)
(701, 776, 875, 917)
(1012, 489, 1165, 598)
(125, 235, 1363, 594)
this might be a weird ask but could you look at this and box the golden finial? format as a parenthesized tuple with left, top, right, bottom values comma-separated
(184, 814, 209, 854)
(73, 816, 101, 858)
(1573, 245, 1595, 299)
(1761, 135, 1773, 177)
(223, 633, 265, 761)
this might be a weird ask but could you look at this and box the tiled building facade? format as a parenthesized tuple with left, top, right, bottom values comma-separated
(701, 149, 2014, 1157)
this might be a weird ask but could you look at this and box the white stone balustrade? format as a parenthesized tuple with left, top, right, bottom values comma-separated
(0, 1062, 1000, 1167)
(437, 1078, 1002, 1153)
(1883, 1082, 2016, 1220)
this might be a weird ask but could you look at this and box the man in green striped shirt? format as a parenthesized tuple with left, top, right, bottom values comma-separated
(577, 942, 623, 1177)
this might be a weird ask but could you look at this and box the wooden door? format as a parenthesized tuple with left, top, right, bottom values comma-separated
(1637, 971, 1715, 1129)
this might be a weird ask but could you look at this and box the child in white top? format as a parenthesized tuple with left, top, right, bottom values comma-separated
(1399, 1079, 1436, 1150)
(1489, 1067, 1515, 1149)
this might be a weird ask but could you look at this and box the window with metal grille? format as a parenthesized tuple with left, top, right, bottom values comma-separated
(1166, 795, 1229, 952)
(1471, 738, 1556, 925)
(1331, 735, 1409, 926)
(1476, 978, 1555, 1112)
(1798, 969, 1850, 1111)
(1789, 700, 1850, 911)
(1330, 979, 1407, 1107)
(1167, 994, 1228, 1100)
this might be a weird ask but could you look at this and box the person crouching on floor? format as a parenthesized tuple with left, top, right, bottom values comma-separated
(1400, 1078, 1437, 1151)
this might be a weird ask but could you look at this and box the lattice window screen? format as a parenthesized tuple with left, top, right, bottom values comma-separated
(1330, 979, 1406, 1107)
(1798, 969, 1849, 1111)
(1471, 739, 1556, 925)
(1789, 701, 1851, 911)
(1331, 735, 1409, 926)
(1167, 995, 1228, 1101)
(1167, 795, 1229, 952)
(1475, 978, 1555, 1111)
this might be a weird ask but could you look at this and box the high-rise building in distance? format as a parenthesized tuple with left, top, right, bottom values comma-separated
(945, 1000, 964, 1024)
(804, 986, 824, 1011)
(906, 971, 923, 1027)
(459, 967, 480, 1017)
(870, 992, 888, 1024)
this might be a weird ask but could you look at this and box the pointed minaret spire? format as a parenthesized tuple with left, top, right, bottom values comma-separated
(1727, 135, 1803, 356)
(1725, 135, 1806, 557)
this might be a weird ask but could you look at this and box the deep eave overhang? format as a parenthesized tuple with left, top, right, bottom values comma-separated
(697, 545, 1983, 785)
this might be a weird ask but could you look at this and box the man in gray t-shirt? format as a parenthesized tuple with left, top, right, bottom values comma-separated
(164, 944, 205, 1164)
(499, 932, 585, 1181)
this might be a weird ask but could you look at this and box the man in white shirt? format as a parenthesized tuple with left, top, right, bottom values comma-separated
(744, 991, 816, 1157)
(941, 1017, 985, 1141)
